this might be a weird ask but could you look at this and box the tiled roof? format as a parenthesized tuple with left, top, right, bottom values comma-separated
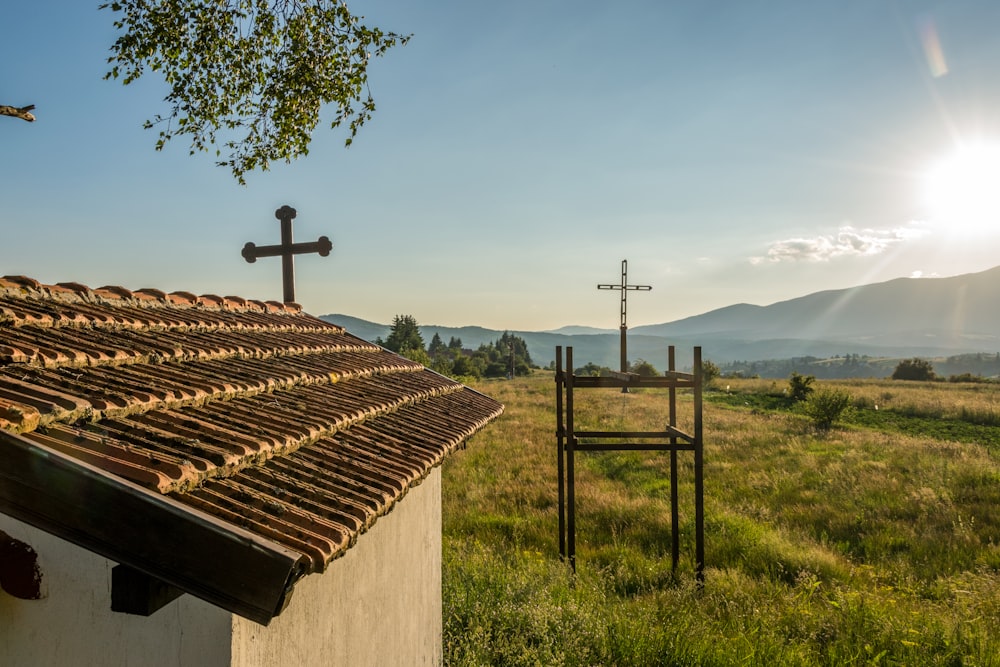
(0, 276, 503, 624)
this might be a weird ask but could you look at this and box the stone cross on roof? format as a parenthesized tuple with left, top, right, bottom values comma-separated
(242, 205, 333, 303)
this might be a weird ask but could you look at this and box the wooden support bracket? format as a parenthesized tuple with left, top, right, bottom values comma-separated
(111, 565, 185, 617)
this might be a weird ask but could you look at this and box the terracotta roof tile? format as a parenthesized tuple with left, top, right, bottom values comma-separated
(0, 396, 41, 433)
(0, 276, 42, 290)
(52, 281, 92, 296)
(0, 276, 503, 621)
(93, 285, 134, 299)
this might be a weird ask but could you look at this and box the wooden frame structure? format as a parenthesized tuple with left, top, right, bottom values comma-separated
(555, 345, 704, 581)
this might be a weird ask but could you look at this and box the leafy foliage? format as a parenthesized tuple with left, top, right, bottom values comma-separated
(100, 0, 410, 182)
(574, 362, 611, 376)
(628, 358, 659, 377)
(947, 372, 989, 383)
(788, 371, 815, 402)
(801, 387, 853, 430)
(458, 332, 535, 379)
(700, 359, 720, 387)
(892, 357, 937, 381)
(384, 322, 536, 379)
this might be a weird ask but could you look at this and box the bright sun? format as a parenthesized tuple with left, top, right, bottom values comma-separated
(922, 142, 1000, 235)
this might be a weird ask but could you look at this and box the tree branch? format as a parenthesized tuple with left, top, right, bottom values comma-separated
(0, 105, 36, 122)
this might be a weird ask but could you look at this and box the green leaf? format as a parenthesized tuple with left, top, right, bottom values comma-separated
(100, 0, 410, 183)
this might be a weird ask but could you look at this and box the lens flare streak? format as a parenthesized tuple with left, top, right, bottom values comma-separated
(919, 17, 949, 78)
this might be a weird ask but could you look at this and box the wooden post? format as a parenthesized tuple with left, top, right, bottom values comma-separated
(668, 345, 680, 573)
(566, 346, 576, 573)
(694, 346, 705, 584)
(556, 346, 566, 562)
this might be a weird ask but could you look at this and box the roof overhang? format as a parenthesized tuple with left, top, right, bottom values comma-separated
(0, 430, 303, 625)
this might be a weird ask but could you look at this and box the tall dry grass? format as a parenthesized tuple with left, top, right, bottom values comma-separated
(442, 372, 1000, 665)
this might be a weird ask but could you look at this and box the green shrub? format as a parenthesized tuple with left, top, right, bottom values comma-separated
(802, 387, 852, 430)
(948, 372, 988, 383)
(788, 372, 815, 402)
(630, 358, 660, 377)
(701, 359, 720, 387)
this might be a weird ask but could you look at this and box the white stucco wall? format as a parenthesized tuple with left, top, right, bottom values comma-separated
(231, 468, 444, 667)
(0, 468, 443, 667)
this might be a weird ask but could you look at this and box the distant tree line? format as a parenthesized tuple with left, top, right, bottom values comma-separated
(571, 359, 661, 377)
(376, 315, 536, 379)
(721, 354, 999, 383)
(938, 352, 1000, 379)
(721, 355, 890, 380)
(721, 352, 1000, 381)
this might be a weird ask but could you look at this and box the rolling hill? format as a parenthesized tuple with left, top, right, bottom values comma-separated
(633, 265, 1000, 350)
(321, 265, 1000, 371)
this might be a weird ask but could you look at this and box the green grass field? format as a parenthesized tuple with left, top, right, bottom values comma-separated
(441, 373, 1000, 666)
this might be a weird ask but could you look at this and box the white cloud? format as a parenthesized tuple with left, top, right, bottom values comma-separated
(752, 223, 929, 264)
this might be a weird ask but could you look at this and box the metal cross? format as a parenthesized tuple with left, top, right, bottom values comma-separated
(241, 206, 333, 304)
(597, 259, 652, 373)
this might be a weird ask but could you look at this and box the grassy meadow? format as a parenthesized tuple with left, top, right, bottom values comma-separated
(441, 373, 1000, 666)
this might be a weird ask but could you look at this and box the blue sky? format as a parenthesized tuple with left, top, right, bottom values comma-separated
(4, 1, 1000, 330)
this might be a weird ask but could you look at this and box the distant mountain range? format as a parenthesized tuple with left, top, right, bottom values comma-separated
(321, 265, 1000, 371)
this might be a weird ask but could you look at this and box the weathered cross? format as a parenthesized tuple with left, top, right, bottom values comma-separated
(241, 205, 333, 304)
(597, 259, 652, 373)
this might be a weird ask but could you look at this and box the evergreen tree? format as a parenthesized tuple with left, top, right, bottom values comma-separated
(428, 332, 446, 357)
(496, 331, 533, 367)
(383, 315, 424, 355)
(473, 332, 536, 378)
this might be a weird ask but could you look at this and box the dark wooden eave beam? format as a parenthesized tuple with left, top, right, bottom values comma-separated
(0, 431, 303, 625)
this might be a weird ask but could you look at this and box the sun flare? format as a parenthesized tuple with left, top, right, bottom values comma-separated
(922, 142, 1000, 235)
